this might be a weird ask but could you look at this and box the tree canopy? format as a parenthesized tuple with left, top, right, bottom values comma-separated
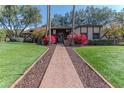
(0, 5, 41, 40)
(51, 6, 117, 27)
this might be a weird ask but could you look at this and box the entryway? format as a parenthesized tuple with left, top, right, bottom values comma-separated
(57, 32, 64, 43)
(51, 27, 71, 43)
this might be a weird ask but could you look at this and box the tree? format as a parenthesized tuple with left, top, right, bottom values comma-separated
(64, 12, 72, 26)
(75, 9, 85, 26)
(71, 5, 75, 46)
(51, 14, 67, 27)
(83, 6, 115, 25)
(51, 6, 115, 27)
(103, 23, 124, 44)
(115, 8, 124, 24)
(0, 5, 41, 40)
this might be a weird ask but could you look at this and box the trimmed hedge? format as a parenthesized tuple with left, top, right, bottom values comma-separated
(88, 40, 113, 45)
(118, 42, 124, 46)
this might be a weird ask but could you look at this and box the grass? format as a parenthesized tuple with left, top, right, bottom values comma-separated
(0, 42, 47, 88)
(75, 46, 124, 88)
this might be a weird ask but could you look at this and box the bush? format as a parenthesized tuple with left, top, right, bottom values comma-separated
(32, 28, 46, 44)
(0, 31, 6, 42)
(43, 35, 57, 45)
(74, 34, 82, 44)
(74, 34, 88, 45)
(88, 40, 113, 45)
(67, 33, 88, 45)
(117, 42, 124, 46)
(11, 37, 24, 42)
(24, 38, 32, 43)
(32, 29, 46, 38)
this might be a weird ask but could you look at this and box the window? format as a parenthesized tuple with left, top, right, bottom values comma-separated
(53, 30, 56, 34)
(93, 33, 100, 39)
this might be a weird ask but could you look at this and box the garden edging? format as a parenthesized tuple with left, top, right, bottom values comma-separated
(73, 48, 114, 88)
(10, 48, 49, 88)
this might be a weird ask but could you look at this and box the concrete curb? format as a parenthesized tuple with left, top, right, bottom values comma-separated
(73, 48, 114, 88)
(10, 48, 49, 88)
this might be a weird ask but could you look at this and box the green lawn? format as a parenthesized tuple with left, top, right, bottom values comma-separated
(0, 42, 47, 88)
(75, 46, 124, 88)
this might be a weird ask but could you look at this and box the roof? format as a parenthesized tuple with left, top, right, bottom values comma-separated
(24, 24, 103, 33)
(51, 25, 103, 30)
(76, 24, 103, 28)
(51, 27, 71, 30)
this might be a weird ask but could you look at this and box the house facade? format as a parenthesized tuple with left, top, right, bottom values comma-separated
(74, 25, 106, 40)
(50, 25, 106, 41)
(24, 24, 107, 43)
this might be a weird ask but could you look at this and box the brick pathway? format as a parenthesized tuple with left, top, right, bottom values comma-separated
(39, 44, 83, 88)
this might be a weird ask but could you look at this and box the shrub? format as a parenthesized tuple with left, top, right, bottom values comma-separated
(74, 34, 88, 45)
(67, 34, 76, 42)
(24, 37, 32, 43)
(43, 35, 57, 45)
(32, 28, 46, 38)
(67, 33, 88, 45)
(74, 34, 82, 44)
(0, 31, 6, 42)
(117, 42, 124, 46)
(88, 40, 113, 45)
(32, 30, 39, 38)
(32, 28, 46, 44)
(11, 37, 24, 42)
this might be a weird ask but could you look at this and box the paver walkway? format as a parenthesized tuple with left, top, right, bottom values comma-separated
(40, 44, 83, 88)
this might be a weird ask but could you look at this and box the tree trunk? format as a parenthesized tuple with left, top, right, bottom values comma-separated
(71, 5, 75, 46)
(48, 5, 51, 45)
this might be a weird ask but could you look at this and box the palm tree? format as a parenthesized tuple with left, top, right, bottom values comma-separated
(46, 6, 49, 36)
(47, 5, 51, 45)
(71, 5, 75, 46)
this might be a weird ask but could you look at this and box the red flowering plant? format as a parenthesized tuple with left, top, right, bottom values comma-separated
(80, 33, 88, 45)
(67, 33, 88, 45)
(43, 35, 57, 45)
(74, 34, 82, 44)
(67, 34, 76, 42)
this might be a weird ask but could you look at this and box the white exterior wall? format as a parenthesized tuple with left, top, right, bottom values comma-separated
(88, 27, 93, 40)
(94, 27, 99, 33)
(75, 28, 80, 34)
(100, 27, 108, 40)
(81, 27, 87, 33)
(74, 26, 107, 40)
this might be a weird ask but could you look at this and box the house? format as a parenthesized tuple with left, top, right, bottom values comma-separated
(50, 25, 106, 42)
(75, 24, 105, 40)
(24, 24, 107, 43)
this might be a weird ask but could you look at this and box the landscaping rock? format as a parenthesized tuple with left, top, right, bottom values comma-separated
(66, 47, 111, 88)
(13, 45, 56, 88)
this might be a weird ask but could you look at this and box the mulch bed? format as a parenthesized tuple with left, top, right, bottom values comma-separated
(66, 46, 111, 88)
(13, 44, 56, 88)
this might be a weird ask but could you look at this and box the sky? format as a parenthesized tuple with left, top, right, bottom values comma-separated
(37, 5, 124, 26)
